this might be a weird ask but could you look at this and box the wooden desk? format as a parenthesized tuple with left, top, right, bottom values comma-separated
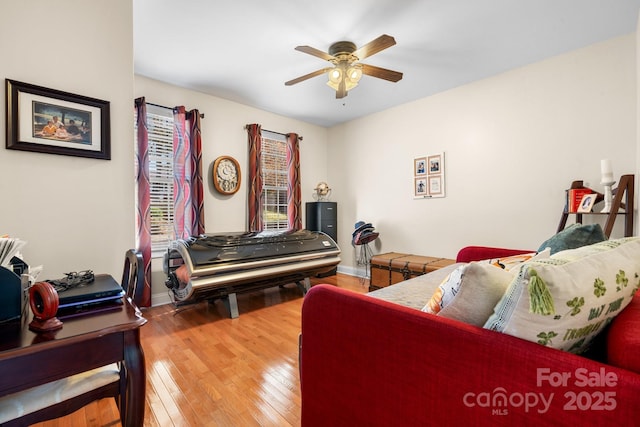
(0, 277, 147, 425)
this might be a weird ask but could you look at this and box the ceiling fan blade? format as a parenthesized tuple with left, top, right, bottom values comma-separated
(361, 64, 403, 82)
(353, 34, 396, 60)
(295, 45, 336, 62)
(285, 68, 332, 86)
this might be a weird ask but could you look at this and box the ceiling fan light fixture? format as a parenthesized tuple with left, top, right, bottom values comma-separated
(327, 79, 358, 92)
(328, 68, 342, 83)
(347, 66, 362, 82)
(326, 63, 361, 93)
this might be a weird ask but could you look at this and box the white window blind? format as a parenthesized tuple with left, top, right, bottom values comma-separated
(261, 131, 288, 230)
(136, 105, 174, 255)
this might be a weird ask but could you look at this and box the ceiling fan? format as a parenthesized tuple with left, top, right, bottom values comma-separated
(285, 34, 403, 99)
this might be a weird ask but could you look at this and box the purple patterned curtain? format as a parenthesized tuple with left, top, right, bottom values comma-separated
(286, 133, 302, 230)
(247, 124, 263, 232)
(188, 110, 205, 235)
(134, 97, 152, 307)
(173, 106, 205, 238)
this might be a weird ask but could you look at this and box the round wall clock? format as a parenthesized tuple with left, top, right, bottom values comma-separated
(213, 156, 241, 195)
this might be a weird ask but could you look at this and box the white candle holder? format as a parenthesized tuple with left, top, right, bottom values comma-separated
(600, 180, 616, 213)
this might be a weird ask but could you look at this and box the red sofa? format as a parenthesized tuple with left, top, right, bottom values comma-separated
(299, 246, 640, 426)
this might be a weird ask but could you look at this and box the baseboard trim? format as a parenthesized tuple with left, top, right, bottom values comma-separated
(336, 264, 367, 278)
(151, 292, 173, 307)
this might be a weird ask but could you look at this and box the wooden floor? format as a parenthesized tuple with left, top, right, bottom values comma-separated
(33, 273, 369, 427)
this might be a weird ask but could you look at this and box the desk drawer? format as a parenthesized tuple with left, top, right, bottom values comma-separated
(0, 333, 122, 395)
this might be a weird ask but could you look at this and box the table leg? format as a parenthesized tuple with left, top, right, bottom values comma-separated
(296, 277, 311, 294)
(224, 293, 239, 318)
(124, 329, 146, 426)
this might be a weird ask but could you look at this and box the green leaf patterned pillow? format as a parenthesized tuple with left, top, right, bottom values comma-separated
(484, 237, 640, 354)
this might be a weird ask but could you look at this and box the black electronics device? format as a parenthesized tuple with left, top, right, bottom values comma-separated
(56, 274, 124, 310)
(0, 265, 29, 323)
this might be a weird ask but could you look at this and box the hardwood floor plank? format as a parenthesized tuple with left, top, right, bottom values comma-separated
(33, 273, 367, 426)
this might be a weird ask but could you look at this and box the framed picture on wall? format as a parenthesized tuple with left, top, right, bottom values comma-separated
(413, 152, 446, 199)
(5, 79, 110, 160)
(427, 154, 442, 174)
(415, 177, 428, 196)
(414, 157, 427, 176)
(428, 175, 443, 196)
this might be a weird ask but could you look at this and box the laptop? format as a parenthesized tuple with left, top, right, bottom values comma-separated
(56, 274, 125, 311)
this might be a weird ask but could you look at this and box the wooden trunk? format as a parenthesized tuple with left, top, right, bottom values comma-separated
(369, 252, 455, 291)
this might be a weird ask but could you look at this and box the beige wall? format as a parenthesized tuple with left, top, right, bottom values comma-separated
(0, 0, 134, 280)
(329, 35, 637, 274)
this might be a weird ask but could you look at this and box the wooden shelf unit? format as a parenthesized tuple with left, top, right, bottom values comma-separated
(557, 174, 634, 238)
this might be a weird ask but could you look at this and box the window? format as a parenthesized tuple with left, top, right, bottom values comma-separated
(135, 105, 174, 254)
(261, 131, 288, 230)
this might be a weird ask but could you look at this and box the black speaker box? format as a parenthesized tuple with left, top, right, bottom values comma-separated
(0, 262, 29, 323)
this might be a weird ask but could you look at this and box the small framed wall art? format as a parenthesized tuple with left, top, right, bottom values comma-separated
(5, 79, 110, 160)
(415, 177, 427, 196)
(413, 152, 445, 199)
(415, 157, 427, 176)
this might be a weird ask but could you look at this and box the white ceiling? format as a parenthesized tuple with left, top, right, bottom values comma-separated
(134, 0, 640, 128)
